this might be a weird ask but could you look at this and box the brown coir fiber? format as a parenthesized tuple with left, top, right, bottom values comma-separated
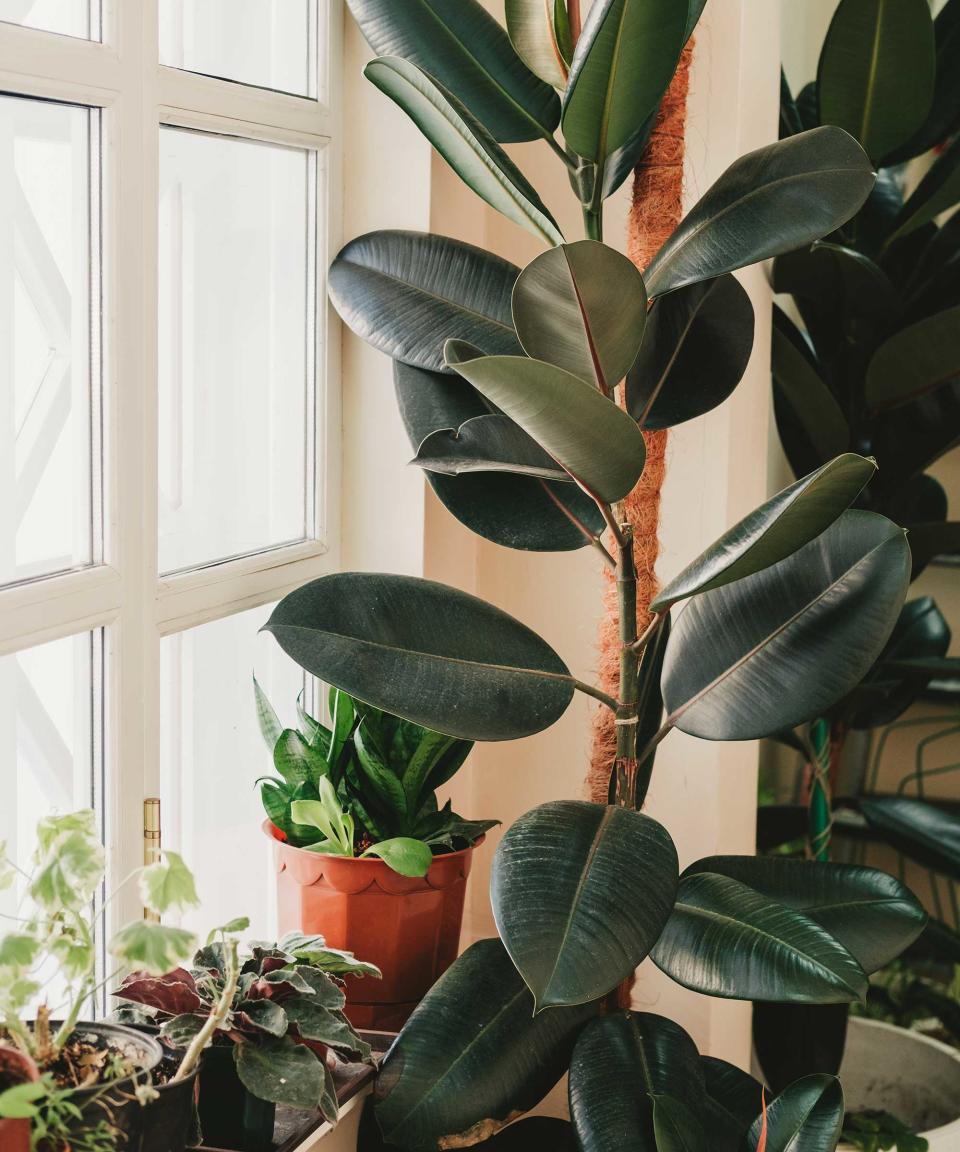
(586, 42, 693, 804)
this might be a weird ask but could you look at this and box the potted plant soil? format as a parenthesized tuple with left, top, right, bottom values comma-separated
(0, 810, 205, 1149)
(255, 683, 498, 1028)
(115, 927, 377, 1152)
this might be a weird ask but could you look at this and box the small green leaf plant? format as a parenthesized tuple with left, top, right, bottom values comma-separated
(0, 810, 206, 1145)
(255, 681, 499, 877)
(113, 930, 379, 1122)
(841, 1111, 929, 1152)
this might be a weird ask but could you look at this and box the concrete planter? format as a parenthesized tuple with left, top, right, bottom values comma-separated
(838, 1018, 960, 1151)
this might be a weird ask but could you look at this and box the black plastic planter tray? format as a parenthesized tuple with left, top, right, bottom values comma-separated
(195, 1032, 393, 1152)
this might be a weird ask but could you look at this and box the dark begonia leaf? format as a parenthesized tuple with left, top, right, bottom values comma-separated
(569, 1012, 704, 1152)
(652, 454, 875, 610)
(661, 511, 910, 741)
(395, 361, 605, 552)
(264, 573, 574, 741)
(683, 856, 926, 973)
(345, 0, 560, 143)
(627, 274, 754, 429)
(651, 873, 868, 1003)
(491, 801, 678, 1010)
(328, 231, 521, 373)
(644, 128, 875, 298)
(373, 939, 595, 1150)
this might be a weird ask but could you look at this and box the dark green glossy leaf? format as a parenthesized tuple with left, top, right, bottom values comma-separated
(907, 521, 960, 577)
(652, 454, 875, 610)
(651, 872, 868, 1003)
(856, 168, 905, 254)
(264, 573, 574, 742)
(412, 414, 568, 482)
(753, 1003, 849, 1094)
(872, 379, 960, 490)
(569, 1012, 704, 1152)
(627, 274, 754, 429)
(395, 361, 606, 551)
(652, 1094, 708, 1152)
(505, 0, 569, 88)
(748, 1075, 844, 1152)
(373, 939, 595, 1150)
(796, 82, 819, 131)
(345, 0, 560, 143)
(817, 0, 934, 163)
(626, 613, 672, 807)
(512, 240, 647, 389)
(329, 231, 521, 373)
(771, 309, 850, 478)
(887, 135, 960, 244)
(561, 0, 687, 167)
(235, 1038, 326, 1112)
(601, 108, 656, 199)
(683, 856, 926, 973)
(365, 58, 564, 246)
(445, 340, 647, 503)
(645, 128, 875, 298)
(701, 1057, 764, 1138)
(781, 70, 804, 139)
(661, 511, 910, 741)
(773, 242, 898, 320)
(888, 0, 960, 162)
(354, 724, 408, 818)
(491, 801, 678, 1010)
(860, 796, 960, 882)
(866, 304, 960, 410)
(685, 0, 708, 43)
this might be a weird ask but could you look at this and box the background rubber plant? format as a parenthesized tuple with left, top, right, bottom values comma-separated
(760, 0, 960, 1092)
(255, 682, 498, 877)
(260, 1, 932, 1148)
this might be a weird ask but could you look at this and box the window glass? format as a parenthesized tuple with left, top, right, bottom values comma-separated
(0, 95, 101, 589)
(0, 0, 99, 40)
(159, 0, 318, 99)
(158, 127, 316, 575)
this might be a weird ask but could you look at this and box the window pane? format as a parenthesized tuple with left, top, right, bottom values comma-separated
(159, 0, 318, 99)
(0, 0, 99, 39)
(160, 604, 304, 940)
(0, 629, 105, 1014)
(158, 127, 316, 575)
(0, 96, 101, 589)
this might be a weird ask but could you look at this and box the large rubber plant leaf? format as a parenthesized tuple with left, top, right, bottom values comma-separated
(865, 304, 960, 410)
(365, 58, 564, 247)
(445, 340, 647, 503)
(773, 242, 898, 321)
(412, 414, 568, 482)
(907, 522, 960, 579)
(701, 1057, 764, 1142)
(771, 312, 850, 478)
(644, 127, 875, 298)
(372, 939, 595, 1151)
(683, 856, 926, 973)
(394, 361, 605, 551)
(650, 873, 868, 1003)
(569, 1012, 705, 1152)
(660, 511, 910, 741)
(886, 0, 960, 163)
(872, 379, 960, 492)
(328, 231, 521, 373)
(491, 801, 678, 1010)
(860, 797, 960, 882)
(652, 1094, 708, 1152)
(263, 573, 574, 742)
(600, 107, 656, 200)
(652, 454, 876, 611)
(886, 134, 960, 245)
(816, 0, 935, 164)
(345, 0, 559, 143)
(561, 0, 687, 170)
(512, 240, 647, 390)
(627, 274, 754, 429)
(505, 0, 570, 89)
(747, 1075, 844, 1152)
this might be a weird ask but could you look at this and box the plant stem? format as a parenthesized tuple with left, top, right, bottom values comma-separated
(545, 133, 576, 171)
(612, 522, 641, 808)
(582, 205, 603, 241)
(572, 680, 619, 712)
(805, 719, 832, 862)
(629, 611, 664, 655)
(174, 937, 240, 1083)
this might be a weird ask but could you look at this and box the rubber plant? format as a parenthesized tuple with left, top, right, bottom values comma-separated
(261, 1, 930, 1148)
(761, 0, 960, 1092)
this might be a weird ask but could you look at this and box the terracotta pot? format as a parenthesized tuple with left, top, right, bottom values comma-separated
(0, 1044, 39, 1152)
(266, 821, 478, 1029)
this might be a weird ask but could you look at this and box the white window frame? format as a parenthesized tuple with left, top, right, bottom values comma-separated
(0, 0, 343, 932)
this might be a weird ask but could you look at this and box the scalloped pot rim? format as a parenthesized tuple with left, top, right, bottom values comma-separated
(264, 820, 481, 895)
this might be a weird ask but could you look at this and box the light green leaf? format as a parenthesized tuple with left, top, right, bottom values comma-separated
(361, 837, 433, 877)
(29, 826, 105, 913)
(505, 0, 569, 88)
(865, 305, 960, 410)
(253, 675, 282, 752)
(445, 340, 647, 503)
(652, 454, 877, 610)
(109, 921, 197, 975)
(365, 57, 564, 246)
(0, 934, 40, 969)
(138, 850, 200, 917)
(0, 1082, 47, 1120)
(491, 801, 678, 1010)
(562, 0, 688, 168)
(817, 0, 935, 163)
(512, 240, 647, 390)
(0, 842, 15, 892)
(645, 128, 875, 298)
(273, 729, 330, 789)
